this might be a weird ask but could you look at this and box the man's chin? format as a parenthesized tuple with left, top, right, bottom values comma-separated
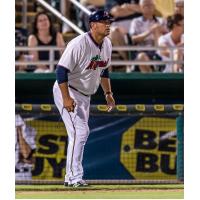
(105, 30, 110, 36)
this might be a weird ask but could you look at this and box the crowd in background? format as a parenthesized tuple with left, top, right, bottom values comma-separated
(15, 0, 184, 73)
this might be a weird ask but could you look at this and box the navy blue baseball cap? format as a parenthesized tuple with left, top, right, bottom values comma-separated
(89, 10, 114, 23)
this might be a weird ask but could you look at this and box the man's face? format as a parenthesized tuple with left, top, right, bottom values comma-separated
(141, 0, 155, 16)
(174, 19, 184, 35)
(91, 20, 112, 36)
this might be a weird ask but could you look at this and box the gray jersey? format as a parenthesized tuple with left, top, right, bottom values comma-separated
(55, 32, 112, 95)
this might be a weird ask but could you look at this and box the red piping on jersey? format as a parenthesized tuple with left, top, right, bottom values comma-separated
(61, 107, 77, 177)
(68, 112, 76, 177)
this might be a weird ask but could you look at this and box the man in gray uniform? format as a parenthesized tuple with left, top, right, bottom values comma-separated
(53, 9, 115, 187)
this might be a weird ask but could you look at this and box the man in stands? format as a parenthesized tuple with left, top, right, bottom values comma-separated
(105, 0, 142, 61)
(129, 0, 167, 72)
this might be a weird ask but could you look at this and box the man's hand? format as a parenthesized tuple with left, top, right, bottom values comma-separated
(63, 97, 76, 112)
(105, 94, 115, 112)
(150, 23, 162, 34)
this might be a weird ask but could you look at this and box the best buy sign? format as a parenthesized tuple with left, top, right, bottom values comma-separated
(120, 117, 177, 179)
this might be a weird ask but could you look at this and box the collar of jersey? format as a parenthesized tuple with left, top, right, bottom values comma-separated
(88, 32, 103, 50)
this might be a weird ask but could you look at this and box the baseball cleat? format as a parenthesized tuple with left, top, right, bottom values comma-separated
(64, 182, 71, 187)
(72, 181, 88, 187)
(64, 180, 89, 187)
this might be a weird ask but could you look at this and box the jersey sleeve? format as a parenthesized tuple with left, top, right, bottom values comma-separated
(15, 114, 25, 127)
(57, 41, 82, 72)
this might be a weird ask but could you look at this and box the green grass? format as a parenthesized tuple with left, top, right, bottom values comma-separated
(16, 184, 184, 191)
(15, 184, 184, 199)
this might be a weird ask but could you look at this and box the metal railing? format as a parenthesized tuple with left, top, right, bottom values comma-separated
(15, 46, 184, 72)
(16, 1, 183, 71)
(69, 0, 91, 15)
(17, 0, 88, 34)
(36, 0, 84, 34)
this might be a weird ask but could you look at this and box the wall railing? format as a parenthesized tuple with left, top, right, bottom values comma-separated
(15, 46, 184, 72)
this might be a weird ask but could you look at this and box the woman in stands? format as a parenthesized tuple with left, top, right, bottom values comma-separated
(157, 13, 184, 72)
(28, 11, 65, 72)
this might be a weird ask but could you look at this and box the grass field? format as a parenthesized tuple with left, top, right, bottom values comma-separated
(15, 184, 184, 199)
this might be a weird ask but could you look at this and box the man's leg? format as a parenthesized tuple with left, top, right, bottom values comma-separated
(137, 52, 153, 73)
(53, 86, 90, 185)
(109, 27, 128, 60)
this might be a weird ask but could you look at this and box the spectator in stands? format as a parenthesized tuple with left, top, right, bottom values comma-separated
(28, 12, 65, 73)
(15, 114, 36, 181)
(105, 0, 141, 61)
(157, 14, 184, 72)
(43, 1, 75, 33)
(174, 0, 184, 16)
(129, 0, 167, 72)
(79, 0, 106, 31)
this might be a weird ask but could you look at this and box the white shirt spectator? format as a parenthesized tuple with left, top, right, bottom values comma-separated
(158, 32, 183, 72)
(129, 16, 165, 46)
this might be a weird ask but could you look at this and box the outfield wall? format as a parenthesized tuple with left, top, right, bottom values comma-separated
(15, 72, 184, 104)
(22, 114, 178, 180)
(15, 72, 184, 182)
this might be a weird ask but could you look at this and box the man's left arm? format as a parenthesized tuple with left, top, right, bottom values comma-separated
(100, 69, 115, 112)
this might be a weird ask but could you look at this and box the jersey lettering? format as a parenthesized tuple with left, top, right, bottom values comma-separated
(86, 55, 109, 70)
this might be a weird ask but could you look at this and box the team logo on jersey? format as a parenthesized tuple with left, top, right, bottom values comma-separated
(86, 55, 109, 70)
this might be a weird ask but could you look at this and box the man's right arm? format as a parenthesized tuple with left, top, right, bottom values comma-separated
(130, 22, 162, 44)
(56, 66, 75, 112)
(17, 126, 32, 159)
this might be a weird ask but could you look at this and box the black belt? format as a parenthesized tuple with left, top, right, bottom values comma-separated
(69, 85, 90, 97)
(15, 167, 30, 173)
